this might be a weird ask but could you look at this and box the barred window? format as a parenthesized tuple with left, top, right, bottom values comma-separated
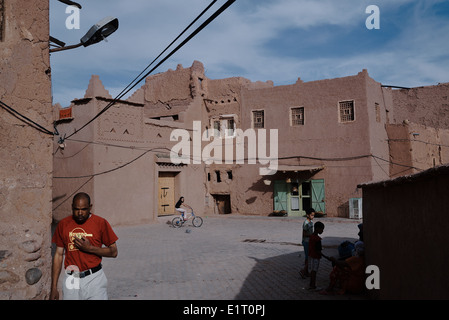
(339, 100, 355, 123)
(291, 107, 304, 126)
(375, 103, 381, 122)
(252, 110, 264, 128)
(210, 116, 236, 138)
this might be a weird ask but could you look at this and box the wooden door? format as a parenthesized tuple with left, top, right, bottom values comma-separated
(273, 180, 288, 212)
(158, 173, 175, 216)
(311, 179, 325, 213)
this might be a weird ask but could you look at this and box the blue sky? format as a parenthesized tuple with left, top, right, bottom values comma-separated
(50, 0, 449, 107)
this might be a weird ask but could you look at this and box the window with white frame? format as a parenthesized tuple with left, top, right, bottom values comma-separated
(210, 115, 236, 138)
(225, 118, 235, 137)
(252, 110, 264, 128)
(291, 107, 304, 126)
(339, 100, 355, 123)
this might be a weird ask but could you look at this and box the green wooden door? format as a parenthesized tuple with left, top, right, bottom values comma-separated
(273, 180, 288, 212)
(311, 179, 325, 213)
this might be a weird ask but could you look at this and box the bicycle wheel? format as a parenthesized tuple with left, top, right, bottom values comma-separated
(192, 216, 203, 227)
(172, 217, 183, 228)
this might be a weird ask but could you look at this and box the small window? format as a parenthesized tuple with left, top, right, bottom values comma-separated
(226, 119, 235, 137)
(339, 100, 355, 123)
(252, 110, 264, 128)
(291, 107, 304, 126)
(227, 170, 233, 180)
(375, 103, 381, 122)
(213, 120, 221, 137)
(210, 116, 236, 138)
(215, 170, 221, 183)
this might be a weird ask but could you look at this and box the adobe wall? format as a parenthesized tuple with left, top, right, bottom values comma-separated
(386, 122, 449, 178)
(143, 61, 205, 122)
(385, 124, 414, 177)
(360, 165, 449, 299)
(92, 98, 150, 225)
(53, 61, 449, 222)
(141, 62, 269, 216)
(53, 71, 209, 225)
(52, 81, 103, 223)
(95, 62, 388, 217)
(365, 76, 392, 182)
(239, 71, 381, 216)
(391, 83, 449, 129)
(92, 112, 207, 225)
(0, 0, 53, 299)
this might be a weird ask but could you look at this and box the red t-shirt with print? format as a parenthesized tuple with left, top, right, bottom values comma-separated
(52, 213, 118, 271)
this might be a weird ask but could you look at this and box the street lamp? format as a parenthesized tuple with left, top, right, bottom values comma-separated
(50, 16, 119, 53)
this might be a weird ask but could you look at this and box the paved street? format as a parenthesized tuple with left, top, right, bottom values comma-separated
(101, 214, 366, 300)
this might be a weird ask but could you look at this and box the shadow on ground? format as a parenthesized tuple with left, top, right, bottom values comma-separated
(235, 237, 367, 300)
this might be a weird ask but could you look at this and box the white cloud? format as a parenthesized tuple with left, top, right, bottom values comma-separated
(50, 0, 449, 107)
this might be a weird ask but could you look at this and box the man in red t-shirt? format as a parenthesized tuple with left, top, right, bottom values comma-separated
(50, 192, 118, 300)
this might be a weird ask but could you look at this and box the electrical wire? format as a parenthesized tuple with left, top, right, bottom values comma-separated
(52, 137, 424, 208)
(112, 0, 218, 108)
(62, 0, 235, 141)
(388, 138, 449, 149)
(52, 176, 93, 211)
(2, 2, 233, 143)
(53, 146, 173, 179)
(371, 154, 422, 171)
(0, 100, 55, 136)
(53, 135, 422, 179)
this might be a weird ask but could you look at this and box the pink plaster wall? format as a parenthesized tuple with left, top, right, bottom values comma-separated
(0, 0, 53, 299)
(387, 122, 449, 178)
(53, 61, 449, 222)
(391, 83, 449, 129)
(238, 70, 384, 216)
(53, 73, 209, 225)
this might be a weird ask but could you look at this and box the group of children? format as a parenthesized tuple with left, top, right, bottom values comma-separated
(299, 208, 366, 295)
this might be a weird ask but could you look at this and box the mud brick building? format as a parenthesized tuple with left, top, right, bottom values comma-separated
(53, 61, 449, 225)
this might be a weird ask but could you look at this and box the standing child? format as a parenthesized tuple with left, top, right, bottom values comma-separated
(299, 208, 315, 279)
(308, 221, 325, 290)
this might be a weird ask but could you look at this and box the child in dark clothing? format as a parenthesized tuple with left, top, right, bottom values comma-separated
(299, 208, 315, 279)
(308, 221, 325, 290)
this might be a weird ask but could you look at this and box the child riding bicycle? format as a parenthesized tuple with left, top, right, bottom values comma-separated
(175, 196, 191, 221)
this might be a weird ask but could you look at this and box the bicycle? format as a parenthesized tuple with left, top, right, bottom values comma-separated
(172, 209, 203, 228)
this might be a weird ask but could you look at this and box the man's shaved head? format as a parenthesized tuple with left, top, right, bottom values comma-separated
(73, 192, 91, 206)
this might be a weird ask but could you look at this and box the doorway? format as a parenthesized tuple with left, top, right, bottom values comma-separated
(158, 172, 177, 216)
(213, 194, 231, 214)
(273, 179, 325, 216)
